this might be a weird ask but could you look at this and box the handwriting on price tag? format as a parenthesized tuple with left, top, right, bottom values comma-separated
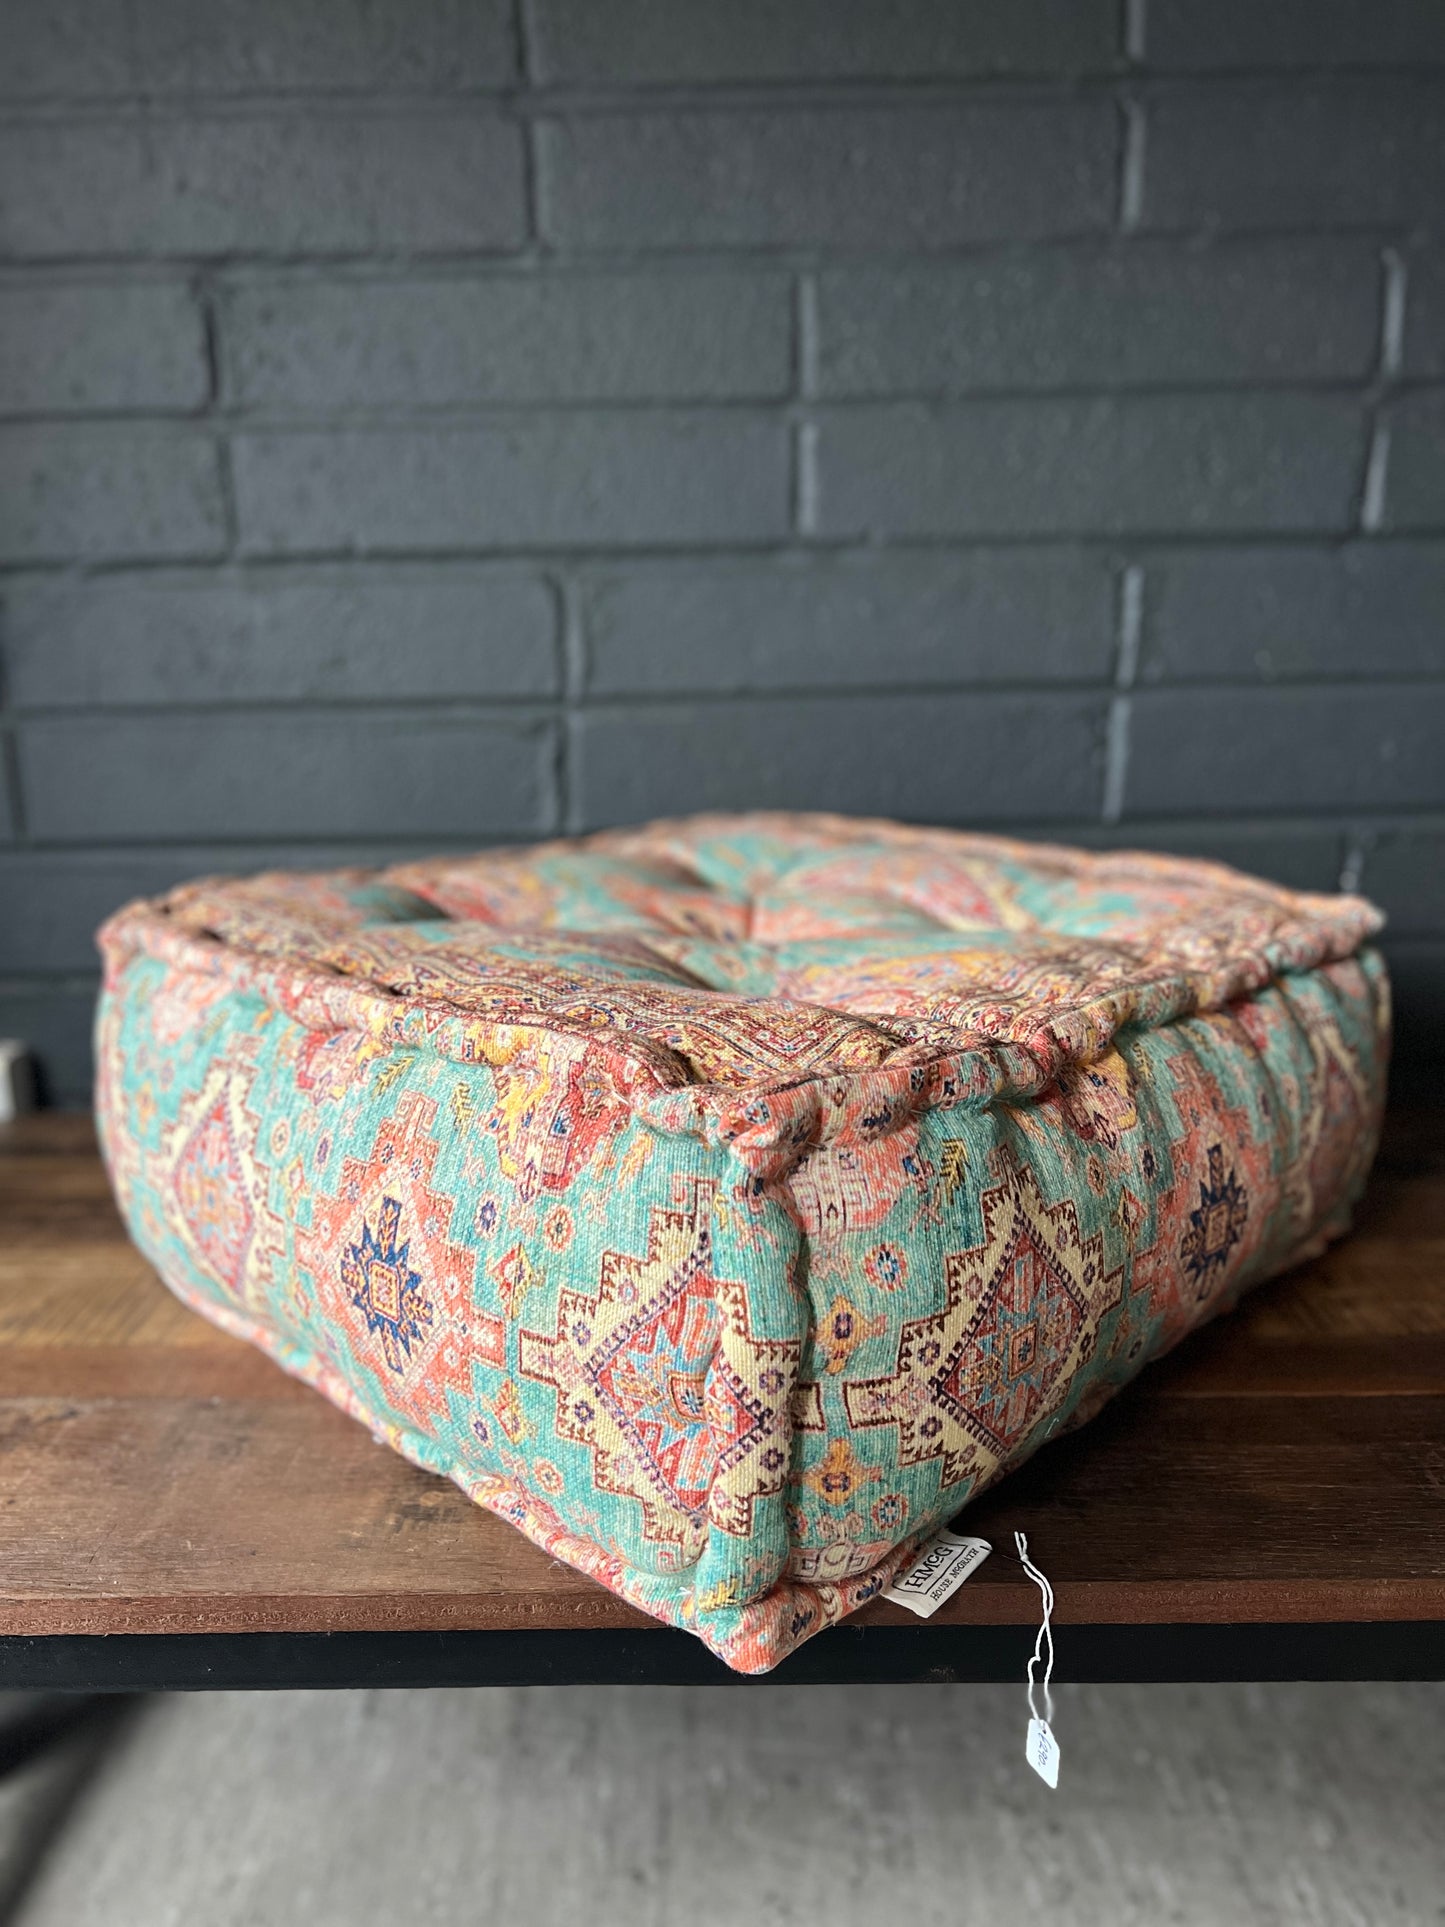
(1025, 1716, 1060, 1789)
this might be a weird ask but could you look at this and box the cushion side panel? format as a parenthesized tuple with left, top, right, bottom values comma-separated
(94, 943, 815, 1650)
(752, 949, 1389, 1643)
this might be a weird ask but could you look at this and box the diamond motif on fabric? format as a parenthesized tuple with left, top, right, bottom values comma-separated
(934, 1218, 1084, 1456)
(1125, 1055, 1266, 1348)
(298, 1093, 480, 1417)
(342, 1196, 432, 1374)
(845, 1151, 1121, 1490)
(520, 1181, 796, 1555)
(161, 1058, 279, 1302)
(173, 1094, 256, 1292)
(1180, 1143, 1249, 1295)
(588, 1234, 721, 1520)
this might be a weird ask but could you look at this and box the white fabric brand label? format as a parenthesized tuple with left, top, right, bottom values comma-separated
(882, 1533, 991, 1616)
(1026, 1717, 1061, 1789)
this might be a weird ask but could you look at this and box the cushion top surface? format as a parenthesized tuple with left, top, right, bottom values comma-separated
(146, 812, 1380, 1096)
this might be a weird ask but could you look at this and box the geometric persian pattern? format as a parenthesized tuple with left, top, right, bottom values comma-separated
(847, 1152, 1123, 1492)
(519, 1182, 729, 1560)
(343, 1197, 432, 1374)
(96, 810, 1390, 1672)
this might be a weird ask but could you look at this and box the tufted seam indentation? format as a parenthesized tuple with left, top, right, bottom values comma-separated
(102, 813, 1383, 1100)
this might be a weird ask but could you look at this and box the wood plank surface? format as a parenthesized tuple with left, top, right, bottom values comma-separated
(0, 1111, 1441, 1641)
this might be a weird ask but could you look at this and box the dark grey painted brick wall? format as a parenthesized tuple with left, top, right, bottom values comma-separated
(1, 0, 1443, 1103)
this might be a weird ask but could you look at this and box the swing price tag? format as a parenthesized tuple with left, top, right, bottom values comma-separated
(883, 1533, 991, 1616)
(1015, 1530, 1060, 1788)
(1025, 1716, 1060, 1789)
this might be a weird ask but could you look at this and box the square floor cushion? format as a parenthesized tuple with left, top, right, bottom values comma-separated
(96, 814, 1389, 1672)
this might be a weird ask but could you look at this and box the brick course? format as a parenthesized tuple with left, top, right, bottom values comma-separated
(2, 0, 1442, 1100)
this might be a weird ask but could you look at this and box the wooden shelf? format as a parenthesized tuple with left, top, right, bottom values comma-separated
(2, 1110, 1441, 1687)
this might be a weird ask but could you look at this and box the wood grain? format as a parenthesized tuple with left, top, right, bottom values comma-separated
(0, 1111, 1441, 1639)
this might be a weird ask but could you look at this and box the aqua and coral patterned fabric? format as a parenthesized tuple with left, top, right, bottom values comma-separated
(95, 813, 1389, 1672)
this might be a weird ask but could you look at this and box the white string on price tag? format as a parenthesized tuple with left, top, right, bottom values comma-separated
(1015, 1530, 1060, 1789)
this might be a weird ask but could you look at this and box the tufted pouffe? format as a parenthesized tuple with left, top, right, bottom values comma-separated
(96, 813, 1389, 1672)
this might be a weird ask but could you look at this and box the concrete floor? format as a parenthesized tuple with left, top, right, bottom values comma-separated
(3, 1684, 1442, 1925)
